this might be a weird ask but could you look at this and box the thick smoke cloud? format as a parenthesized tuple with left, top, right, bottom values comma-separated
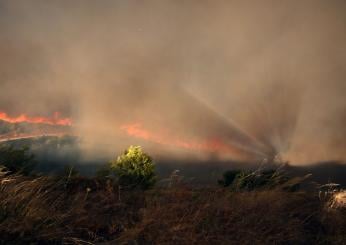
(0, 0, 345, 164)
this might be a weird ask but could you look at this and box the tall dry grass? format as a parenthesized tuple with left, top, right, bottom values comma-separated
(118, 189, 323, 244)
(0, 174, 144, 244)
(0, 174, 345, 244)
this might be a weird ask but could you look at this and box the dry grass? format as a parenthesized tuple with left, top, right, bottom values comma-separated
(0, 174, 144, 244)
(119, 189, 323, 244)
(0, 174, 345, 244)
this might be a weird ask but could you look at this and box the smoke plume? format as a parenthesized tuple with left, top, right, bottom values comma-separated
(0, 0, 345, 164)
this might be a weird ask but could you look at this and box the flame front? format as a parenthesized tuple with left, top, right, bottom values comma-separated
(121, 123, 239, 155)
(0, 111, 72, 126)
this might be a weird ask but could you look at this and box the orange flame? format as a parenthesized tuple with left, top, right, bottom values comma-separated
(0, 111, 72, 126)
(120, 123, 239, 155)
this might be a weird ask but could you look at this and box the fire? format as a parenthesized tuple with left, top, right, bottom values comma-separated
(0, 111, 72, 126)
(120, 123, 239, 155)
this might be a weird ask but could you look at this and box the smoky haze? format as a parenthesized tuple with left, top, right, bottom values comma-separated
(0, 0, 345, 164)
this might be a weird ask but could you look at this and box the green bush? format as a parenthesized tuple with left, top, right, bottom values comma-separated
(110, 146, 156, 190)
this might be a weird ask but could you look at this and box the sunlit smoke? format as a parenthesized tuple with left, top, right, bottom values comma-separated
(0, 1, 345, 164)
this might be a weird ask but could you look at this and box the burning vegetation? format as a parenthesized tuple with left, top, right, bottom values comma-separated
(0, 0, 346, 244)
(0, 111, 72, 126)
(121, 123, 241, 157)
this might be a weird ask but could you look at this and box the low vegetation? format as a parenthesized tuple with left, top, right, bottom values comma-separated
(218, 167, 311, 192)
(0, 173, 345, 244)
(0, 144, 345, 244)
(109, 145, 157, 190)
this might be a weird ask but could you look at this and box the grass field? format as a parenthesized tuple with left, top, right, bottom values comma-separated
(0, 173, 345, 244)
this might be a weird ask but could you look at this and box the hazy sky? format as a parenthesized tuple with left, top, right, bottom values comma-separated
(0, 0, 345, 164)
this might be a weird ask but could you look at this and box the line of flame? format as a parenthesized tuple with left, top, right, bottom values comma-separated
(120, 123, 239, 155)
(0, 111, 72, 126)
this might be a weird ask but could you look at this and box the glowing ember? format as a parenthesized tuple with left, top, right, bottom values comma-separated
(0, 111, 72, 126)
(121, 123, 239, 155)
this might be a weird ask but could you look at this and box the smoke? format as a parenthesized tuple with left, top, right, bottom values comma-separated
(0, 0, 345, 164)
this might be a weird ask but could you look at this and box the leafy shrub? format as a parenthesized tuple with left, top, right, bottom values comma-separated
(110, 146, 156, 190)
(0, 145, 36, 175)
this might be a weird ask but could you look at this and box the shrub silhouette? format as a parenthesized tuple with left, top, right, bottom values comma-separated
(110, 146, 156, 190)
(219, 168, 298, 191)
(218, 170, 241, 187)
